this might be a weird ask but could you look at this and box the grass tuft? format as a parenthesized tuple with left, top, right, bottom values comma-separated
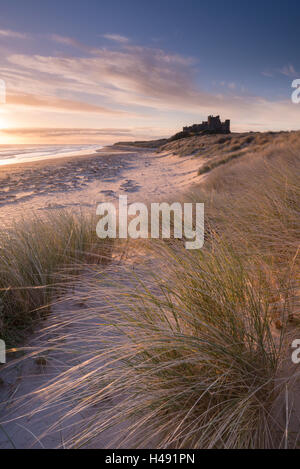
(4, 131, 300, 448)
(0, 210, 111, 344)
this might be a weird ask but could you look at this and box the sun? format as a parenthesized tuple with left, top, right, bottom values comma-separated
(0, 113, 7, 130)
(0, 110, 13, 132)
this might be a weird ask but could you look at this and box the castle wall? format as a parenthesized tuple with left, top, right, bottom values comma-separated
(183, 115, 230, 134)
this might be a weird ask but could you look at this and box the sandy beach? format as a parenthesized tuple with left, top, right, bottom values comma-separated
(0, 144, 204, 448)
(0, 145, 202, 225)
(1, 0, 299, 451)
(0, 134, 299, 449)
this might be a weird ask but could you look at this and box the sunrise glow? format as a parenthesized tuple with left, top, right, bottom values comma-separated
(0, 1, 299, 144)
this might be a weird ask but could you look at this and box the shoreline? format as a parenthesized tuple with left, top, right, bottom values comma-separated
(0, 144, 104, 167)
(0, 145, 202, 226)
(0, 144, 154, 173)
(0, 145, 130, 174)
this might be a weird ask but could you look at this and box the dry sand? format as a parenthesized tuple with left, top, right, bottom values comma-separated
(0, 145, 202, 226)
(0, 145, 203, 448)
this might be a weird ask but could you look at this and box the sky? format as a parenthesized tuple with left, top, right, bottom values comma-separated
(0, 0, 300, 144)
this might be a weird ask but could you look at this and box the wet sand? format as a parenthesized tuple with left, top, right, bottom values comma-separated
(0, 144, 204, 448)
(0, 145, 203, 225)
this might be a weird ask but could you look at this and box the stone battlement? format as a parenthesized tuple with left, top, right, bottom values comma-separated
(183, 115, 230, 134)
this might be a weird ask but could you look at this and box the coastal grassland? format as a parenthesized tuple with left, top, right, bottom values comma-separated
(161, 130, 300, 181)
(32, 132, 300, 448)
(197, 150, 243, 175)
(201, 132, 300, 270)
(0, 210, 111, 345)
(160, 130, 284, 158)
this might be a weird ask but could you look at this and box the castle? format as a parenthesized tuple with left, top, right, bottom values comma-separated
(183, 115, 230, 134)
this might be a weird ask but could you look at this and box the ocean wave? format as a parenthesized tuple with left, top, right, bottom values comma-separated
(0, 144, 102, 165)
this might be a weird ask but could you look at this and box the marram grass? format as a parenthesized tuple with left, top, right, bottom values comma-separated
(0, 210, 111, 344)
(28, 236, 298, 449)
(4, 136, 300, 448)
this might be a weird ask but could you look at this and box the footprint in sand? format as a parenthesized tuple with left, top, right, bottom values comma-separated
(43, 203, 67, 210)
(120, 180, 140, 193)
(100, 190, 116, 198)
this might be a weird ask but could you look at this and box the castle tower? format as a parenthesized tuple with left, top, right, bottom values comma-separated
(182, 115, 230, 135)
(223, 119, 230, 134)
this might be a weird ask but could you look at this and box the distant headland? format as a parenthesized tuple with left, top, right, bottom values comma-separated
(114, 115, 231, 149)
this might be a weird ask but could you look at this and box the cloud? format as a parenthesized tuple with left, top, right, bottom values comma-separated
(0, 126, 168, 144)
(1, 127, 132, 137)
(279, 64, 298, 77)
(6, 47, 199, 113)
(102, 34, 130, 44)
(0, 29, 28, 39)
(1, 34, 300, 134)
(6, 92, 124, 114)
(50, 34, 100, 54)
(262, 65, 298, 78)
(51, 34, 85, 48)
(262, 71, 273, 77)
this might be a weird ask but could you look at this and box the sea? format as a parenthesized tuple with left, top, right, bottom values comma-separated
(0, 144, 102, 166)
